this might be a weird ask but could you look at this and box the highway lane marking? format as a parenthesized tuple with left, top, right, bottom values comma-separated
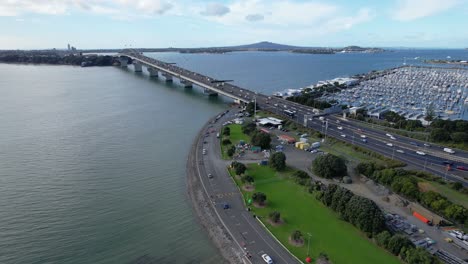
(242, 214, 291, 264)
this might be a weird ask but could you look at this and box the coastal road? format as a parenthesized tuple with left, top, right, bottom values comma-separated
(195, 110, 300, 264)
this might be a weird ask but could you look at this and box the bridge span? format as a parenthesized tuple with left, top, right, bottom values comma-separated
(119, 49, 256, 103)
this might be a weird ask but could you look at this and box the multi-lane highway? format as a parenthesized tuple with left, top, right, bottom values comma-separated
(120, 49, 468, 185)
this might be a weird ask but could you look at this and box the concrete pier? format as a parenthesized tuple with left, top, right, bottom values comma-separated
(162, 72, 173, 82)
(133, 62, 142, 72)
(118, 57, 128, 67)
(204, 88, 218, 96)
(147, 67, 158, 78)
(181, 79, 193, 88)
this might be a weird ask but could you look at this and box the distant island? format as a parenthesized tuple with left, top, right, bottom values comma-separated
(84, 41, 385, 54)
(0, 41, 385, 66)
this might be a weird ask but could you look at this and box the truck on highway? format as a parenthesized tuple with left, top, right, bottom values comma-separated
(413, 212, 433, 225)
(443, 148, 455, 154)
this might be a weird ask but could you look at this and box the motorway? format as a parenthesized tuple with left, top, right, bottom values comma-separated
(194, 110, 299, 264)
(120, 50, 468, 185)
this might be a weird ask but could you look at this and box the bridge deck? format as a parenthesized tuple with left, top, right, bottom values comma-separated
(120, 50, 253, 103)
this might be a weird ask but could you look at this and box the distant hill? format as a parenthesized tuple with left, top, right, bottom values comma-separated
(228, 41, 303, 50)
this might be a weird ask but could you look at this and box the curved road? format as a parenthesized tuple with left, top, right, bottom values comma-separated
(193, 110, 300, 264)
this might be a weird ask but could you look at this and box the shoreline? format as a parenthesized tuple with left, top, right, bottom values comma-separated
(186, 114, 245, 264)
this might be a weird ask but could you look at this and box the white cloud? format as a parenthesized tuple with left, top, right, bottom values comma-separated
(245, 13, 264, 22)
(200, 3, 230, 16)
(392, 0, 461, 21)
(0, 0, 174, 17)
(322, 8, 373, 33)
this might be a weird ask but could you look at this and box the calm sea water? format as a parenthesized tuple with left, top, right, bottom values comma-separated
(0, 49, 467, 264)
(0, 64, 226, 264)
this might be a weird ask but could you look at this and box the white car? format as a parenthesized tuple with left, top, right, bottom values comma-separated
(423, 143, 431, 147)
(416, 151, 426, 156)
(386, 143, 393, 147)
(262, 254, 273, 264)
(208, 173, 213, 178)
(337, 126, 343, 130)
(341, 134, 346, 138)
(396, 149, 405, 154)
(390, 136, 396, 140)
(386, 133, 392, 137)
(360, 135, 367, 138)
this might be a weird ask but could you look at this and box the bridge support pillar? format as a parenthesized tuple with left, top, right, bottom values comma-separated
(133, 62, 142, 72)
(118, 57, 128, 67)
(162, 72, 173, 82)
(204, 88, 218, 96)
(181, 79, 193, 88)
(147, 67, 158, 78)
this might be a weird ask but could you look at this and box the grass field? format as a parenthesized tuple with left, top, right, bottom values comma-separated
(220, 124, 251, 159)
(230, 164, 401, 264)
(417, 179, 468, 208)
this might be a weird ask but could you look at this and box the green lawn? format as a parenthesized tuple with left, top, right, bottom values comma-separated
(220, 124, 251, 160)
(230, 164, 401, 264)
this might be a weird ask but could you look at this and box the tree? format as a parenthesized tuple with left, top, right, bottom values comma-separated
(241, 122, 257, 135)
(444, 204, 468, 223)
(451, 132, 468, 143)
(375, 231, 392, 248)
(386, 234, 412, 255)
(251, 131, 271, 149)
(222, 138, 232, 145)
(425, 103, 435, 121)
(241, 175, 254, 184)
(227, 146, 236, 157)
(269, 152, 286, 171)
(430, 128, 450, 142)
(234, 162, 247, 175)
(404, 247, 437, 264)
(252, 192, 267, 205)
(291, 230, 303, 242)
(312, 154, 347, 179)
(245, 101, 259, 115)
(450, 182, 463, 191)
(269, 211, 281, 223)
(223, 126, 231, 136)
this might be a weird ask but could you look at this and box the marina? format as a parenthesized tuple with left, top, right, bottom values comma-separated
(321, 66, 468, 121)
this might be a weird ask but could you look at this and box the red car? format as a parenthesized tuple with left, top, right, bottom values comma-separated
(456, 166, 468, 171)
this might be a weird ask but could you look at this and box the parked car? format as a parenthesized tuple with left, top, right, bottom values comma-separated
(208, 173, 213, 178)
(223, 203, 230, 209)
(261, 254, 273, 264)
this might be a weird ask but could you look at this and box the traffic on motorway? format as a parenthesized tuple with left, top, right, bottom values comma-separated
(121, 50, 468, 185)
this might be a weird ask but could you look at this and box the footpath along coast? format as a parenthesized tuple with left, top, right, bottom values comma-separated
(186, 108, 299, 264)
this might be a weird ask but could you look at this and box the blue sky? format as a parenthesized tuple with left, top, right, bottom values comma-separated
(0, 0, 467, 49)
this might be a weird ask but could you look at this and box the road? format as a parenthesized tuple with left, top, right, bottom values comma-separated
(194, 109, 300, 264)
(120, 50, 468, 185)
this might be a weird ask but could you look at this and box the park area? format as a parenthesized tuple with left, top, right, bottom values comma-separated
(229, 163, 401, 264)
(220, 124, 250, 159)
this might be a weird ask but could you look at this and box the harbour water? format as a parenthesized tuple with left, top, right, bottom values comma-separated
(0, 49, 467, 264)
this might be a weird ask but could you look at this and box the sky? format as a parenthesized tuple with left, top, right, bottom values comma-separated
(0, 0, 467, 49)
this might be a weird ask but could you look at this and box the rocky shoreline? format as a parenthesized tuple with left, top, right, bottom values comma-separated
(186, 117, 244, 264)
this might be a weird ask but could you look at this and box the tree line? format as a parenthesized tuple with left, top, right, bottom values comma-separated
(317, 184, 439, 264)
(356, 162, 468, 225)
(0, 52, 117, 66)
